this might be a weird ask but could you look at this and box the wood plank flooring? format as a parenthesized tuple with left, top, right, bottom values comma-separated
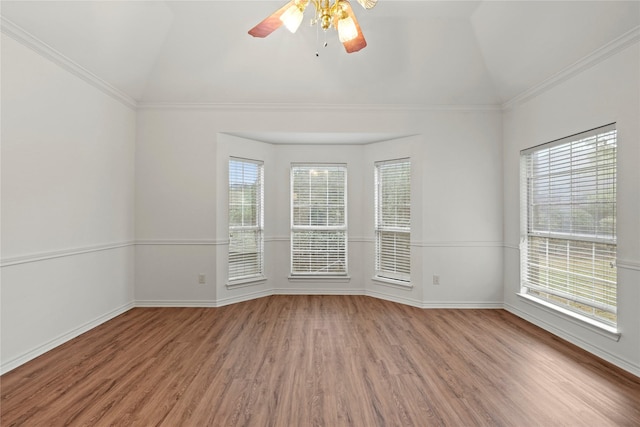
(2, 295, 640, 426)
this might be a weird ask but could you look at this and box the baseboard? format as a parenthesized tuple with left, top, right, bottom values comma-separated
(0, 294, 517, 375)
(504, 302, 640, 378)
(134, 293, 503, 310)
(0, 301, 135, 375)
(364, 289, 424, 308)
(214, 289, 274, 307)
(421, 301, 504, 309)
(135, 300, 217, 307)
(273, 288, 366, 296)
(134, 289, 367, 308)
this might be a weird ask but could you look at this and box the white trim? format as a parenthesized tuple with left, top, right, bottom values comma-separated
(1, 241, 135, 267)
(364, 290, 424, 308)
(137, 102, 502, 112)
(138, 239, 508, 248)
(265, 236, 372, 243)
(0, 301, 134, 375)
(516, 293, 620, 341)
(412, 241, 504, 248)
(274, 288, 364, 295)
(420, 301, 504, 309)
(0, 17, 137, 110)
(371, 276, 414, 289)
(4, 15, 636, 115)
(349, 236, 374, 243)
(0, 239, 515, 267)
(503, 26, 640, 110)
(226, 276, 268, 289)
(135, 239, 225, 246)
(264, 236, 290, 243)
(0, 236, 390, 268)
(135, 300, 217, 308)
(287, 275, 352, 283)
(213, 289, 274, 307)
(134, 292, 505, 310)
(137, 238, 293, 245)
(504, 302, 639, 378)
(503, 243, 520, 251)
(137, 290, 367, 309)
(617, 259, 640, 272)
(4, 292, 634, 376)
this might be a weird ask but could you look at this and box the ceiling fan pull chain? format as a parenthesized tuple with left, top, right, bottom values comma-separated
(315, 15, 320, 56)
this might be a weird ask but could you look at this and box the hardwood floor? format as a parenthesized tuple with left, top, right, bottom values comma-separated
(2, 295, 639, 426)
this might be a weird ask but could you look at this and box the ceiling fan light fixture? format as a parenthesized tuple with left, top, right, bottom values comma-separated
(249, 0, 372, 53)
(280, 3, 306, 33)
(337, 16, 358, 42)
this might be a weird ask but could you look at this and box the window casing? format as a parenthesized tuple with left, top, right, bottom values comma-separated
(520, 124, 617, 326)
(228, 158, 264, 281)
(291, 164, 347, 276)
(375, 159, 411, 282)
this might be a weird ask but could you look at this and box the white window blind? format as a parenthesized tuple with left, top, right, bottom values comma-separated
(291, 164, 347, 275)
(520, 124, 617, 326)
(375, 159, 411, 282)
(229, 158, 264, 281)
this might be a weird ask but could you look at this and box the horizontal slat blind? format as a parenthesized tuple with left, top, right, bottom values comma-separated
(521, 124, 617, 325)
(229, 158, 264, 280)
(291, 164, 347, 275)
(292, 230, 346, 274)
(375, 159, 411, 282)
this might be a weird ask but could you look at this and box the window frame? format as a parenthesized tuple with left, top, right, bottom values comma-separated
(228, 157, 265, 283)
(519, 124, 617, 328)
(374, 158, 411, 283)
(290, 163, 348, 277)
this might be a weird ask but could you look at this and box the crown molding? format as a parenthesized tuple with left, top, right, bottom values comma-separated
(503, 25, 640, 110)
(4, 15, 636, 115)
(1, 17, 138, 110)
(136, 102, 502, 112)
(0, 16, 498, 113)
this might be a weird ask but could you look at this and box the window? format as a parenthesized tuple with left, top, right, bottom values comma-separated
(291, 164, 347, 275)
(375, 159, 411, 282)
(520, 124, 617, 326)
(228, 158, 264, 281)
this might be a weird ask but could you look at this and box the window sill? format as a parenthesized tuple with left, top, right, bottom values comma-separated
(288, 275, 351, 283)
(226, 276, 267, 289)
(372, 276, 413, 289)
(516, 292, 621, 342)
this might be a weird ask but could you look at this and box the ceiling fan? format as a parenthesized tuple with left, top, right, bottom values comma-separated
(248, 0, 377, 54)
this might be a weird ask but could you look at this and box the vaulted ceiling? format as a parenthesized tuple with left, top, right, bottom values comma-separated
(2, 0, 639, 106)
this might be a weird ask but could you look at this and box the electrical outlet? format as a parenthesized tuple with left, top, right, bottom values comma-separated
(198, 274, 206, 284)
(433, 274, 440, 285)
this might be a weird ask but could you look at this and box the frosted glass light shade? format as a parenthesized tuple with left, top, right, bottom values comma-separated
(280, 4, 304, 33)
(337, 16, 358, 42)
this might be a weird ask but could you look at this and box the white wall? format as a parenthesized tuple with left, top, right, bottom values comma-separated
(134, 108, 503, 309)
(3, 24, 636, 379)
(0, 34, 137, 373)
(502, 43, 640, 376)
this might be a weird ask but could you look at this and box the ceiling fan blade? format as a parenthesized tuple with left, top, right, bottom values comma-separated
(339, 1, 367, 53)
(356, 0, 377, 9)
(248, 0, 295, 38)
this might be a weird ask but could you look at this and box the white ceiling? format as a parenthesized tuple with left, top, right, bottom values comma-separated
(1, 0, 639, 106)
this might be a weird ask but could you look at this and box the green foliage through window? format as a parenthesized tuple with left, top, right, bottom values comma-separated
(521, 124, 617, 326)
